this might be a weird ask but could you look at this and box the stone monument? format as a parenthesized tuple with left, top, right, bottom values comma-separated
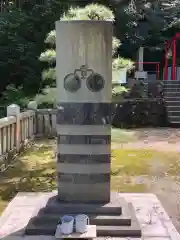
(56, 20, 112, 203)
(24, 20, 141, 237)
(2, 20, 141, 238)
(1, 20, 180, 240)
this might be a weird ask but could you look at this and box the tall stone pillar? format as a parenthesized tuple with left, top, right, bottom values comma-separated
(56, 20, 112, 203)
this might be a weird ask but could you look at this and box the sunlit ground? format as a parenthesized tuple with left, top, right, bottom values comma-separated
(0, 129, 180, 217)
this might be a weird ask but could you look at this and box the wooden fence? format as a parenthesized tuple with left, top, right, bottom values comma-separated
(0, 103, 57, 170)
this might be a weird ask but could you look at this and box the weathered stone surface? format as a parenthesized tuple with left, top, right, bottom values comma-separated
(141, 220, 169, 237)
(57, 163, 110, 174)
(144, 238, 170, 240)
(57, 173, 110, 183)
(57, 153, 111, 163)
(25, 193, 141, 237)
(55, 224, 97, 238)
(57, 144, 111, 154)
(120, 193, 179, 240)
(56, 103, 111, 125)
(57, 174, 110, 202)
(57, 186, 110, 202)
(57, 134, 111, 144)
(0, 193, 178, 240)
(56, 125, 111, 135)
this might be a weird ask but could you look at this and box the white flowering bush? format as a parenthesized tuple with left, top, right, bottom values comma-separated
(39, 3, 134, 91)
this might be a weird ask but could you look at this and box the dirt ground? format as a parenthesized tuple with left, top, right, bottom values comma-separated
(113, 128, 180, 232)
(1, 128, 180, 233)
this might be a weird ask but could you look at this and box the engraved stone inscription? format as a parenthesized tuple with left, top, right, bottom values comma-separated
(87, 73, 105, 92)
(57, 103, 111, 125)
(63, 65, 104, 92)
(64, 73, 81, 92)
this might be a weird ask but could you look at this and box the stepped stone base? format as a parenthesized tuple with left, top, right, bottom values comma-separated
(0, 192, 179, 240)
(25, 192, 141, 238)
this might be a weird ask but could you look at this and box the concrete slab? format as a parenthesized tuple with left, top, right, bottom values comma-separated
(0, 192, 178, 240)
(25, 193, 141, 237)
(120, 193, 179, 240)
(55, 225, 96, 238)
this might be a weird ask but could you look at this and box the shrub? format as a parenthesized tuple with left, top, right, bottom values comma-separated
(112, 99, 168, 128)
(40, 3, 134, 85)
(34, 87, 56, 108)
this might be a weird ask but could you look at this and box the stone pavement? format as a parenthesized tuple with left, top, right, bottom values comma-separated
(120, 193, 180, 240)
(0, 192, 179, 240)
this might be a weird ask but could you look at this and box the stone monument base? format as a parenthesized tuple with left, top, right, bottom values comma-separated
(25, 192, 141, 238)
(0, 192, 179, 240)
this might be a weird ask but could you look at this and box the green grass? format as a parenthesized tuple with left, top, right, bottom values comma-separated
(111, 148, 180, 192)
(111, 128, 137, 143)
(0, 133, 180, 215)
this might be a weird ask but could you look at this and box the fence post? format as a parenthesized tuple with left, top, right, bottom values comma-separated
(28, 101, 37, 137)
(7, 104, 21, 152)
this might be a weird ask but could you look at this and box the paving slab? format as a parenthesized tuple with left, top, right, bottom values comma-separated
(120, 193, 178, 240)
(0, 192, 178, 240)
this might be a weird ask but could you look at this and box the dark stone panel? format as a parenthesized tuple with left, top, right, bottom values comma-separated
(57, 135, 111, 144)
(56, 102, 111, 125)
(57, 191, 110, 203)
(57, 154, 111, 163)
(57, 173, 110, 184)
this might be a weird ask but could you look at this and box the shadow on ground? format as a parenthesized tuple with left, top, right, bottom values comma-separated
(1, 133, 180, 232)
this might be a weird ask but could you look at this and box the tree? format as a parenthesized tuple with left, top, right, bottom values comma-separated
(112, 0, 180, 59)
(0, 1, 69, 98)
(40, 3, 133, 84)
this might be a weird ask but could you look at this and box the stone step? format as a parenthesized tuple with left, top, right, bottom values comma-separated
(164, 97, 180, 101)
(163, 87, 180, 94)
(163, 90, 180, 95)
(168, 111, 180, 117)
(168, 115, 180, 123)
(25, 195, 141, 238)
(25, 223, 141, 237)
(40, 204, 122, 215)
(163, 83, 180, 87)
(163, 91, 180, 97)
(30, 214, 131, 226)
(97, 225, 141, 237)
(165, 101, 180, 107)
(163, 80, 180, 84)
(166, 106, 180, 111)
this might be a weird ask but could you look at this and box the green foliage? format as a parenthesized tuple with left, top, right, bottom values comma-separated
(42, 68, 56, 81)
(112, 85, 129, 102)
(34, 87, 56, 108)
(45, 30, 56, 46)
(112, 37, 121, 56)
(112, 85, 128, 96)
(40, 3, 133, 85)
(39, 50, 56, 63)
(62, 3, 115, 21)
(113, 0, 180, 58)
(0, 84, 29, 109)
(0, 1, 68, 100)
(112, 57, 134, 70)
(112, 99, 167, 128)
